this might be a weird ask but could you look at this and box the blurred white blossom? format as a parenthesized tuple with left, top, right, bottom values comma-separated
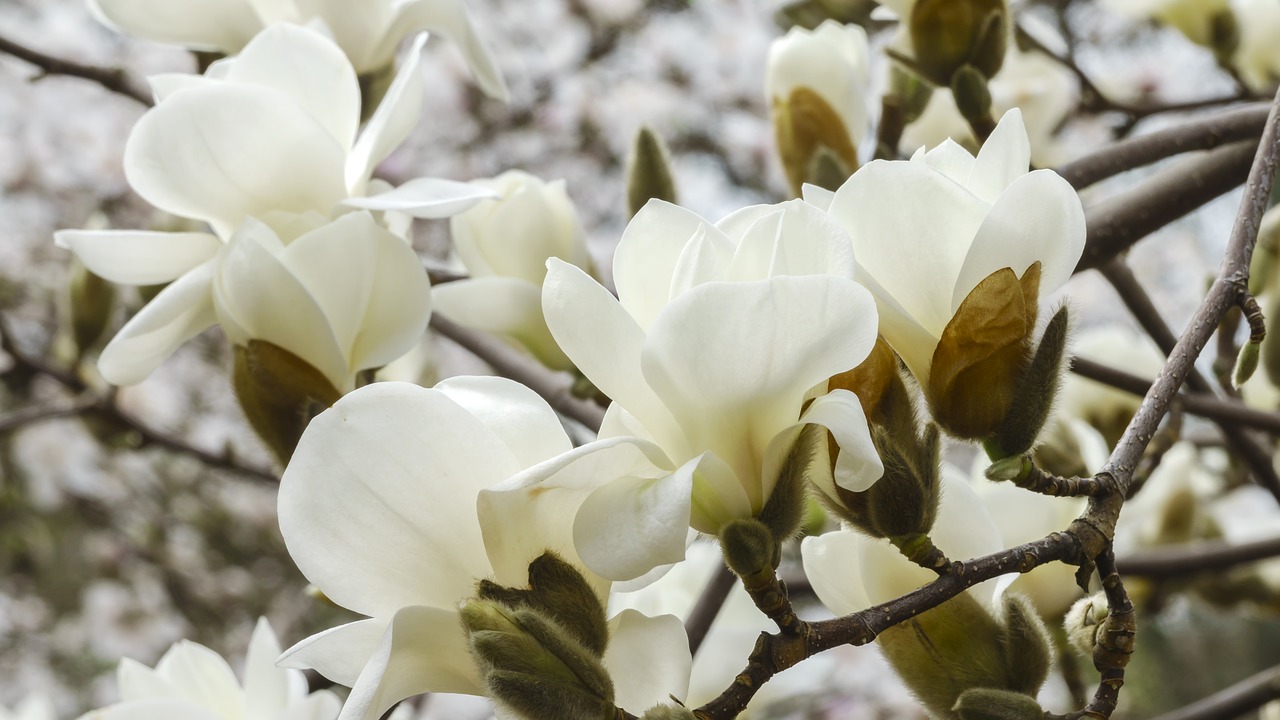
(0, 695, 55, 720)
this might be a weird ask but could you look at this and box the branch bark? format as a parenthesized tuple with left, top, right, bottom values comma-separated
(0, 32, 152, 106)
(1149, 664, 1280, 720)
(1116, 535, 1280, 578)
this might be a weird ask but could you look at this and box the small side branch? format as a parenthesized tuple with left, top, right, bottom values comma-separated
(685, 564, 738, 656)
(0, 32, 152, 106)
(1149, 664, 1280, 720)
(1117, 535, 1280, 578)
(986, 455, 1109, 497)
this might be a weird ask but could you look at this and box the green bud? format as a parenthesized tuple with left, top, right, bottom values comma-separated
(1063, 592, 1108, 659)
(951, 65, 994, 131)
(991, 304, 1070, 458)
(67, 260, 115, 358)
(233, 340, 342, 465)
(1234, 340, 1261, 388)
(985, 455, 1029, 483)
(476, 551, 611, 657)
(627, 126, 678, 218)
(486, 669, 617, 720)
(953, 688, 1044, 720)
(757, 424, 822, 543)
(829, 424, 941, 542)
(720, 518, 778, 580)
(641, 704, 697, 720)
(908, 0, 1008, 87)
(999, 594, 1053, 696)
(1210, 9, 1240, 67)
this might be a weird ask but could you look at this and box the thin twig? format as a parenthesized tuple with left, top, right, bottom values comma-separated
(1116, 535, 1280, 578)
(1149, 664, 1280, 720)
(0, 32, 152, 106)
(429, 315, 605, 432)
(0, 394, 99, 435)
(685, 564, 738, 657)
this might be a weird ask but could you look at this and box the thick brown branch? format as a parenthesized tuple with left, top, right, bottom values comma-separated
(0, 32, 152, 106)
(1116, 535, 1280, 578)
(429, 315, 605, 432)
(1149, 664, 1280, 720)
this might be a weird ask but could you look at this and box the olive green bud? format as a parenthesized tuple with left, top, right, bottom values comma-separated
(720, 518, 778, 580)
(233, 339, 342, 465)
(476, 551, 611, 657)
(67, 260, 115, 358)
(951, 65, 994, 132)
(1063, 592, 1108, 659)
(641, 704, 697, 720)
(908, 0, 1008, 87)
(954, 688, 1044, 720)
(989, 304, 1069, 459)
(1235, 339, 1262, 388)
(828, 424, 941, 546)
(626, 126, 678, 218)
(999, 594, 1053, 696)
(756, 424, 822, 544)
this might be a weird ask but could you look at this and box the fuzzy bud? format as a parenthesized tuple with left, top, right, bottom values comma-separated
(626, 126, 678, 218)
(1063, 592, 1109, 659)
(954, 688, 1045, 720)
(641, 704, 697, 720)
(908, 0, 1008, 87)
(720, 518, 779, 580)
(830, 424, 941, 544)
(233, 340, 342, 465)
(476, 551, 610, 657)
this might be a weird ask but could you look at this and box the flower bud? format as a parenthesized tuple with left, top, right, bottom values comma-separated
(1235, 339, 1262, 388)
(641, 704, 697, 720)
(827, 424, 941, 546)
(989, 304, 1070, 458)
(1063, 591, 1108, 659)
(908, 0, 1008, 87)
(233, 339, 341, 465)
(67, 259, 116, 358)
(951, 64, 994, 136)
(954, 688, 1044, 720)
(766, 20, 869, 196)
(476, 551, 611, 657)
(626, 126, 678, 218)
(720, 518, 779, 580)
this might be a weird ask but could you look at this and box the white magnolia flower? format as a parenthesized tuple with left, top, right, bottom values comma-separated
(0, 695, 55, 720)
(1232, 0, 1280, 91)
(802, 469, 1013, 615)
(88, 0, 507, 99)
(1103, 0, 1231, 47)
(814, 109, 1085, 436)
(276, 377, 691, 720)
(58, 211, 428, 392)
(539, 199, 884, 581)
(432, 170, 591, 370)
(79, 618, 340, 720)
(765, 19, 870, 194)
(901, 46, 1078, 166)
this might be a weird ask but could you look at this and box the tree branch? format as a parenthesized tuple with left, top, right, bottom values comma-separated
(1149, 664, 1280, 720)
(0, 32, 152, 106)
(1116, 535, 1280, 578)
(685, 564, 738, 656)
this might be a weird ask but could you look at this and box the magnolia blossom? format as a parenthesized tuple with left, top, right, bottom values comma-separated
(432, 170, 591, 370)
(79, 619, 340, 720)
(1103, 0, 1231, 47)
(538, 199, 883, 581)
(276, 377, 691, 720)
(1233, 0, 1280, 91)
(765, 19, 870, 194)
(0, 696, 54, 720)
(814, 109, 1085, 433)
(88, 0, 507, 99)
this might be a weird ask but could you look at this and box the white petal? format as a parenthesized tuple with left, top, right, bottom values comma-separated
(830, 159, 989, 337)
(338, 606, 481, 720)
(118, 658, 178, 702)
(225, 24, 361, 152)
(380, 0, 509, 100)
(479, 436, 673, 588)
(639, 276, 878, 502)
(801, 183, 835, 211)
(612, 200, 719, 332)
(603, 610, 692, 713)
(125, 84, 347, 237)
(435, 375, 572, 469)
(857, 270, 940, 385)
(154, 641, 241, 716)
(79, 699, 222, 720)
(542, 259, 684, 452)
(951, 169, 1086, 310)
(919, 139, 977, 186)
(148, 73, 217, 103)
(297, 0, 392, 72)
(432, 278, 573, 371)
(98, 262, 216, 386)
(968, 108, 1032, 204)
(344, 177, 499, 218)
(243, 619, 293, 719)
(347, 34, 428, 192)
(55, 230, 221, 286)
(686, 450, 755, 534)
(797, 389, 883, 493)
(278, 382, 519, 617)
(88, 0, 261, 52)
(723, 199, 857, 281)
(278, 619, 389, 688)
(276, 692, 342, 720)
(800, 531, 872, 615)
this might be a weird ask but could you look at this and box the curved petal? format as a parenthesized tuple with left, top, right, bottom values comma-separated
(148, 73, 218, 103)
(88, 0, 261, 52)
(278, 382, 519, 617)
(612, 200, 719, 331)
(574, 456, 696, 582)
(801, 183, 835, 211)
(721, 200, 857, 281)
(276, 692, 342, 720)
(98, 262, 216, 386)
(344, 177, 499, 218)
(224, 24, 361, 151)
(667, 225, 734, 298)
(154, 641, 241, 716)
(344, 219, 433, 371)
(542, 259, 683, 452)
(856, 270, 940, 386)
(338, 606, 481, 720)
(55, 230, 222, 286)
(79, 699, 223, 720)
(118, 658, 178, 702)
(480, 436, 674, 589)
(432, 278, 572, 370)
(125, 84, 347, 238)
(347, 34, 428, 193)
(380, 0, 509, 100)
(243, 619, 297, 719)
(951, 169, 1086, 309)
(919, 139, 977, 186)
(435, 375, 572, 469)
(278, 619, 389, 688)
(800, 531, 872, 616)
(603, 610, 692, 713)
(298, 0, 392, 73)
(969, 108, 1031, 204)
(796, 389, 883, 493)
(639, 276, 878, 497)
(687, 451, 755, 534)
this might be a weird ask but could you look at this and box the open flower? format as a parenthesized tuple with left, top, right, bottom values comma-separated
(766, 19, 869, 195)
(1232, 0, 1280, 91)
(277, 377, 691, 720)
(88, 0, 507, 99)
(79, 618, 340, 720)
(538, 199, 883, 581)
(432, 170, 592, 370)
(1, 695, 54, 720)
(818, 109, 1085, 439)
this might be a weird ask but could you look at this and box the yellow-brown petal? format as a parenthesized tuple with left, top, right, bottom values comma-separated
(773, 87, 860, 197)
